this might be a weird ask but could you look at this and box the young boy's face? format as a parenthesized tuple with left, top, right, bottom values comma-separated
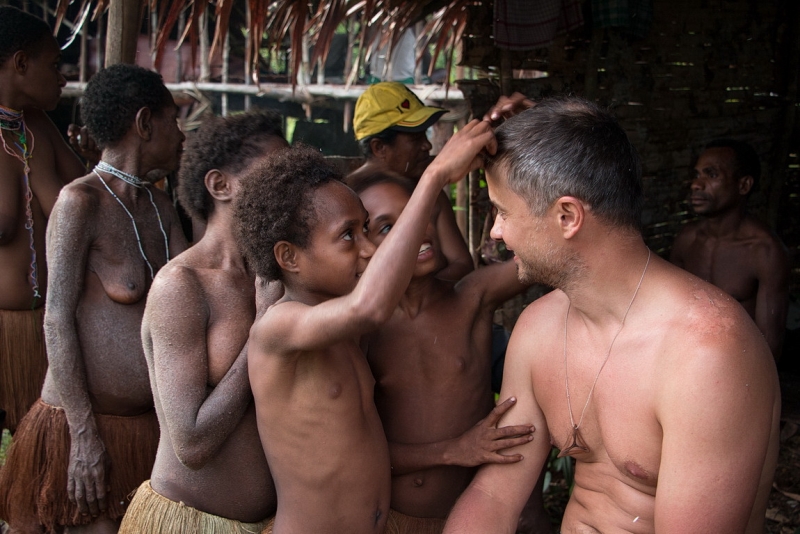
(295, 181, 375, 298)
(359, 181, 444, 278)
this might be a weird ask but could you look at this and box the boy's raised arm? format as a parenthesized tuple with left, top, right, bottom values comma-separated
(261, 120, 497, 353)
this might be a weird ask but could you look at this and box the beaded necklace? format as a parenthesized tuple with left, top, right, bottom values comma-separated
(0, 104, 41, 302)
(93, 161, 170, 279)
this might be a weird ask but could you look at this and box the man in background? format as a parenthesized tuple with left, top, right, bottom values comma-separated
(670, 138, 790, 361)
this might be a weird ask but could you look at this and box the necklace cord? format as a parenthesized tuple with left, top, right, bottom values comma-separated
(1, 105, 40, 304)
(563, 249, 652, 433)
(93, 162, 171, 279)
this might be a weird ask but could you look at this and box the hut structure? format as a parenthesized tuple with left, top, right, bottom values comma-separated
(3, 0, 799, 327)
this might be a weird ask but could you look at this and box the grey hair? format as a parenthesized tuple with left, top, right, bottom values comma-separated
(486, 97, 643, 230)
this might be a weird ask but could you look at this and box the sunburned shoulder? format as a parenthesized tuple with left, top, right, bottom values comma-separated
(653, 266, 767, 359)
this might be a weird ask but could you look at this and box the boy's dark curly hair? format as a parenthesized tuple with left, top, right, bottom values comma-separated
(177, 109, 285, 222)
(234, 144, 342, 282)
(0, 7, 52, 67)
(81, 64, 171, 148)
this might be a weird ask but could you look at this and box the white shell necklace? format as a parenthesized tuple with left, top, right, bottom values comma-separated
(93, 161, 170, 279)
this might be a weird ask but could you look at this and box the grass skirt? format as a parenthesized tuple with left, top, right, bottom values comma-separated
(0, 399, 158, 532)
(120, 480, 275, 534)
(0, 307, 47, 433)
(384, 508, 446, 534)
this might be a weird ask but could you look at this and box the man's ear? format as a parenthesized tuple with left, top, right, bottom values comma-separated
(274, 241, 300, 274)
(134, 107, 153, 141)
(204, 169, 233, 201)
(738, 175, 754, 196)
(369, 137, 387, 159)
(554, 196, 585, 240)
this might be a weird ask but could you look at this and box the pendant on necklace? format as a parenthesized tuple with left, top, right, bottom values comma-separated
(558, 424, 589, 458)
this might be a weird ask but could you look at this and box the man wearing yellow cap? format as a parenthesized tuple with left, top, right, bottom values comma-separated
(349, 82, 473, 281)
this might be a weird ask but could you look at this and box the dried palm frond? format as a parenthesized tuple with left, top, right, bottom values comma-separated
(52, 0, 471, 91)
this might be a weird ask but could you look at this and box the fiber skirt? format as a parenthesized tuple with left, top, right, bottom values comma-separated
(0, 399, 158, 532)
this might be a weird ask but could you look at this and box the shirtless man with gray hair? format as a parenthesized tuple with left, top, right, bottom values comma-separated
(444, 97, 780, 534)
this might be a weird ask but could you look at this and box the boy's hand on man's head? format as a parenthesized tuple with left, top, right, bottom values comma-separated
(484, 93, 535, 125)
(426, 119, 497, 185)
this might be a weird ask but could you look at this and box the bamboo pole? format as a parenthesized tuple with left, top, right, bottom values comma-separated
(63, 81, 465, 101)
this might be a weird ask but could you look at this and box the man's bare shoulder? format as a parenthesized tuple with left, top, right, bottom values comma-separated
(739, 215, 788, 254)
(508, 289, 567, 351)
(649, 261, 770, 362)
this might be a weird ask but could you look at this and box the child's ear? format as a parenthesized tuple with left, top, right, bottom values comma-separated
(205, 169, 233, 201)
(274, 241, 299, 273)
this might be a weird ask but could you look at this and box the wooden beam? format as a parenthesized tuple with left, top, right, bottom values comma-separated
(63, 81, 465, 103)
(105, 0, 142, 66)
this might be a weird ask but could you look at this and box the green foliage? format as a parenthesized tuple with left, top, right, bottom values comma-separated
(0, 429, 10, 467)
(543, 447, 575, 494)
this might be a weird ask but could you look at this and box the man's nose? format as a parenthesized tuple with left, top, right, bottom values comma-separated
(490, 218, 503, 242)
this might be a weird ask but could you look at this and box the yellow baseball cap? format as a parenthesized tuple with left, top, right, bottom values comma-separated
(353, 82, 446, 141)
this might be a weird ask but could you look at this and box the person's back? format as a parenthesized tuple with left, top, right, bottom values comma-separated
(121, 111, 289, 533)
(352, 175, 534, 527)
(444, 97, 780, 534)
(0, 5, 85, 432)
(235, 123, 493, 533)
(670, 140, 789, 359)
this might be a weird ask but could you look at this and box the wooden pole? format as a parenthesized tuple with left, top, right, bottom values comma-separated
(105, 0, 142, 66)
(199, 7, 210, 82)
(222, 29, 230, 116)
(79, 16, 88, 82)
(244, 0, 252, 110)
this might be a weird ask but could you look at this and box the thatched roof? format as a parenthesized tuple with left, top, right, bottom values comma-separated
(53, 0, 470, 87)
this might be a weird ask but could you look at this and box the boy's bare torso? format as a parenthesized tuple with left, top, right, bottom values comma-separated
(147, 246, 276, 522)
(250, 305, 391, 533)
(519, 264, 779, 533)
(367, 277, 495, 518)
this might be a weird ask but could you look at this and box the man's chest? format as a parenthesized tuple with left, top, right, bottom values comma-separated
(533, 348, 663, 488)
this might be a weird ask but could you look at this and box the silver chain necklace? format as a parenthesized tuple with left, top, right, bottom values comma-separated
(93, 162, 170, 279)
(558, 248, 651, 458)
